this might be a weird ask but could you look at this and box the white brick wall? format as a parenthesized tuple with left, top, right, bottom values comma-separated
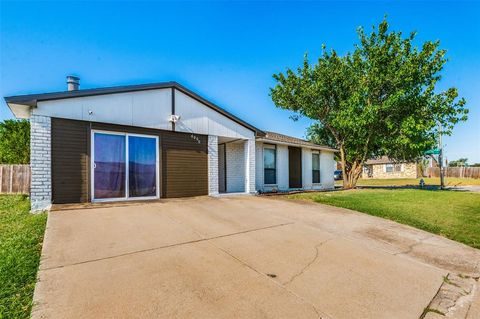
(30, 115, 52, 212)
(226, 142, 245, 192)
(208, 135, 219, 196)
(244, 139, 255, 193)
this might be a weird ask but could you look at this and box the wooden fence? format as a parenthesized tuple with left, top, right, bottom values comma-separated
(427, 167, 480, 179)
(0, 165, 31, 194)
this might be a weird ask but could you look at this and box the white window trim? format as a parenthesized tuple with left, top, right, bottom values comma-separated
(312, 150, 321, 184)
(263, 144, 277, 186)
(91, 130, 160, 202)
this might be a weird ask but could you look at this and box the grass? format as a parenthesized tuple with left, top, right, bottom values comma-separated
(334, 177, 480, 186)
(288, 189, 480, 249)
(0, 195, 47, 319)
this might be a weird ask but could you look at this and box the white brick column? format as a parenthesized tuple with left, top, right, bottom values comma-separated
(244, 139, 256, 194)
(208, 135, 219, 196)
(30, 115, 52, 212)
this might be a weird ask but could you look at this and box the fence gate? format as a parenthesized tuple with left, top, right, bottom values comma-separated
(0, 164, 30, 194)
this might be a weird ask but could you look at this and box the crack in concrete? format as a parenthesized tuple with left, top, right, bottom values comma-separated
(394, 235, 433, 256)
(42, 222, 294, 271)
(208, 240, 331, 319)
(420, 273, 478, 319)
(283, 239, 332, 286)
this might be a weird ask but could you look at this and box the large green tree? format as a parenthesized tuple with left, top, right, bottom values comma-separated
(0, 119, 30, 164)
(270, 18, 467, 188)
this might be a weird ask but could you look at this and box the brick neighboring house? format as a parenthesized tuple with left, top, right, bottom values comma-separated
(362, 157, 419, 179)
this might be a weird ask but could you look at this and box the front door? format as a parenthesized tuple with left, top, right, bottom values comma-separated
(92, 131, 159, 201)
(288, 146, 302, 188)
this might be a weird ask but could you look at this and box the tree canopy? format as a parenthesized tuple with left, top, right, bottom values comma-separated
(0, 119, 30, 164)
(270, 18, 467, 188)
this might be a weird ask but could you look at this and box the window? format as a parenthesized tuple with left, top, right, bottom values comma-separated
(386, 163, 402, 173)
(312, 153, 320, 183)
(264, 146, 276, 184)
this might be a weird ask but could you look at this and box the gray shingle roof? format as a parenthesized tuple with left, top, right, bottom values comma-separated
(261, 131, 337, 151)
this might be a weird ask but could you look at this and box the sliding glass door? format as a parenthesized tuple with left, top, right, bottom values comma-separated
(92, 131, 159, 201)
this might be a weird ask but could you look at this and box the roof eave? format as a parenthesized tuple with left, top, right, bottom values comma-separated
(256, 138, 338, 152)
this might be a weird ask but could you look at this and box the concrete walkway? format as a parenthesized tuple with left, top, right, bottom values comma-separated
(32, 196, 480, 319)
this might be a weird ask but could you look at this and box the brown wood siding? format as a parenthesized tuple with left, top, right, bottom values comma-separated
(51, 119, 207, 202)
(161, 131, 208, 197)
(51, 118, 89, 203)
(165, 149, 208, 197)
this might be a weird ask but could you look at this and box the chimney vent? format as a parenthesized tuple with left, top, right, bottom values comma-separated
(66, 75, 80, 91)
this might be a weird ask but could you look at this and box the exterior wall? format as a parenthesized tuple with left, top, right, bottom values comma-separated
(30, 115, 52, 212)
(35, 89, 172, 131)
(277, 145, 290, 191)
(302, 148, 312, 189)
(244, 139, 255, 193)
(51, 118, 89, 204)
(254, 141, 336, 192)
(319, 151, 335, 189)
(225, 142, 245, 192)
(34, 88, 255, 140)
(208, 136, 219, 195)
(255, 142, 263, 191)
(173, 91, 255, 139)
(363, 163, 418, 179)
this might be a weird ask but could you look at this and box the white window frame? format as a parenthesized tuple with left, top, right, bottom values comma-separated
(385, 163, 394, 173)
(263, 144, 277, 186)
(312, 151, 321, 184)
(91, 130, 160, 202)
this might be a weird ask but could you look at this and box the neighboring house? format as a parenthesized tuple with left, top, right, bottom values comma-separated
(5, 77, 336, 211)
(362, 156, 419, 179)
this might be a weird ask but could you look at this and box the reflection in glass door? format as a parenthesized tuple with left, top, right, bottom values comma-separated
(93, 131, 158, 201)
(93, 133, 126, 199)
(128, 135, 157, 198)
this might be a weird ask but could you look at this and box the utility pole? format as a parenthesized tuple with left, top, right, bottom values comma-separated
(438, 123, 445, 189)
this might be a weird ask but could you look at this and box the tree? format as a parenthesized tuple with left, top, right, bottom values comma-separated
(270, 18, 467, 188)
(0, 119, 30, 164)
(448, 158, 468, 167)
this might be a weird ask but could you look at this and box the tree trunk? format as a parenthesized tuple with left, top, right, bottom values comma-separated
(340, 153, 363, 189)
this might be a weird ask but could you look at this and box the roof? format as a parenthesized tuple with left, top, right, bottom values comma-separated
(365, 156, 414, 165)
(4, 81, 264, 136)
(258, 131, 337, 151)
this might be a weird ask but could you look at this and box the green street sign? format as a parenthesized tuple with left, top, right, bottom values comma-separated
(424, 149, 440, 155)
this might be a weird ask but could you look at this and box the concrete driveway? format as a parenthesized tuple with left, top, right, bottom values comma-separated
(33, 196, 480, 319)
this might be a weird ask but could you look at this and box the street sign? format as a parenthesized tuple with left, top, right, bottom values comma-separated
(424, 149, 440, 155)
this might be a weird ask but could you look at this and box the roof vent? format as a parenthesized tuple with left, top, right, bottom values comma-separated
(66, 75, 80, 91)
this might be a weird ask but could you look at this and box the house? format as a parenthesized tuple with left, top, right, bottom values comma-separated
(5, 77, 336, 211)
(362, 156, 419, 179)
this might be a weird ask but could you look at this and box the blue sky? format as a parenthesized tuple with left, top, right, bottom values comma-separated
(1, 1, 479, 162)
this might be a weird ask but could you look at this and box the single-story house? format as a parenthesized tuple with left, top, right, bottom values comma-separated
(362, 156, 419, 179)
(5, 77, 336, 211)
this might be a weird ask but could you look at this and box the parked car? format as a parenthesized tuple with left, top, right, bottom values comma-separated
(334, 170, 343, 180)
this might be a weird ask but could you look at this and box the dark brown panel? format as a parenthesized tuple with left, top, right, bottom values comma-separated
(51, 118, 89, 203)
(52, 119, 207, 202)
(288, 146, 302, 188)
(165, 149, 208, 198)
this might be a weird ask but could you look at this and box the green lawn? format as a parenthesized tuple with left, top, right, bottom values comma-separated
(0, 195, 47, 319)
(288, 189, 480, 249)
(335, 177, 480, 186)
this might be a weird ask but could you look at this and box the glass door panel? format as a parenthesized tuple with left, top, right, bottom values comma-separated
(93, 133, 126, 199)
(128, 136, 157, 198)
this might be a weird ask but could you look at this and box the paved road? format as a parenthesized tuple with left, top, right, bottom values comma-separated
(33, 196, 480, 319)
